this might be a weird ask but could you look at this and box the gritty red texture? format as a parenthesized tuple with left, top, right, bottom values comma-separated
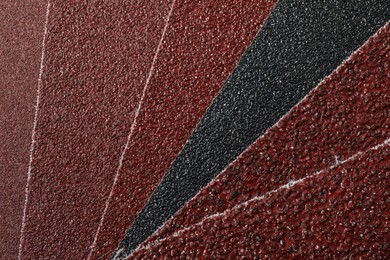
(132, 142, 390, 259)
(19, 1, 172, 259)
(0, 0, 47, 258)
(89, 0, 276, 258)
(138, 23, 390, 249)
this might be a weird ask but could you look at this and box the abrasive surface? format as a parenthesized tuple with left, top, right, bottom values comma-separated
(89, 1, 276, 259)
(0, 0, 47, 258)
(117, 0, 390, 256)
(19, 1, 172, 259)
(135, 22, 390, 249)
(132, 142, 390, 259)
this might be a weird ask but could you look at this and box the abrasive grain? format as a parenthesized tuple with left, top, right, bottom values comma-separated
(0, 0, 47, 258)
(131, 142, 390, 259)
(89, 1, 276, 259)
(135, 22, 390, 250)
(18, 1, 172, 259)
(116, 0, 390, 256)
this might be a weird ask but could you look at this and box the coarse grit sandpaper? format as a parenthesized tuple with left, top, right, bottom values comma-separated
(116, 0, 390, 256)
(0, 0, 47, 258)
(135, 22, 390, 250)
(89, 0, 276, 259)
(132, 141, 390, 258)
(18, 0, 173, 259)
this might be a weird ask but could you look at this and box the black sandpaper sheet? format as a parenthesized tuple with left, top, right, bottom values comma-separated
(114, 0, 390, 257)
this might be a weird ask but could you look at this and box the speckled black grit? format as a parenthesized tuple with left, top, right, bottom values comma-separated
(114, 0, 390, 257)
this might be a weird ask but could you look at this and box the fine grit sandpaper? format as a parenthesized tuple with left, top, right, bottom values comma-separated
(18, 0, 173, 259)
(88, 0, 276, 259)
(115, 0, 390, 256)
(0, 0, 48, 258)
(134, 22, 390, 250)
(131, 141, 390, 258)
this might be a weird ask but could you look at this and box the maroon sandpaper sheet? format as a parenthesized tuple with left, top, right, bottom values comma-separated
(18, 0, 173, 259)
(135, 22, 390, 250)
(132, 140, 390, 258)
(89, 1, 276, 258)
(0, 0, 48, 258)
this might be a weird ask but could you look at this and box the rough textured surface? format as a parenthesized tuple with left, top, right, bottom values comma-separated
(132, 141, 390, 259)
(137, 22, 390, 249)
(19, 1, 172, 259)
(90, 1, 276, 259)
(117, 0, 390, 256)
(0, 0, 47, 258)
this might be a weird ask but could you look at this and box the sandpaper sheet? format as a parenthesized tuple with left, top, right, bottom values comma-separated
(115, 0, 390, 256)
(88, 0, 276, 259)
(0, 0, 48, 258)
(132, 141, 390, 258)
(134, 22, 390, 251)
(18, 0, 173, 259)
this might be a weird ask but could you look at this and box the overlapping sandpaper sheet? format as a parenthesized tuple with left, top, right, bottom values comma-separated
(115, 0, 390, 256)
(0, 0, 47, 258)
(133, 22, 390, 254)
(132, 141, 390, 258)
(18, 1, 173, 259)
(88, 0, 276, 258)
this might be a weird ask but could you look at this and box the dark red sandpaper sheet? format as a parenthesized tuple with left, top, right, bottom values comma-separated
(0, 0, 47, 258)
(132, 141, 390, 258)
(136, 23, 390, 250)
(90, 0, 276, 258)
(19, 1, 172, 259)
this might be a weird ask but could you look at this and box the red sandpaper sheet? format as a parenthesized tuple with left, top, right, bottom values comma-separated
(89, 1, 276, 258)
(0, 0, 47, 258)
(136, 22, 390, 250)
(132, 141, 390, 258)
(18, 1, 173, 259)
